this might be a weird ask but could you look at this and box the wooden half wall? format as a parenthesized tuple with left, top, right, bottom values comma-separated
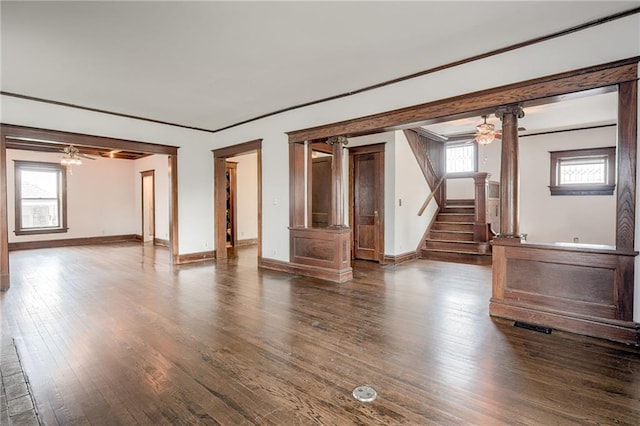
(490, 75, 639, 345)
(491, 241, 638, 345)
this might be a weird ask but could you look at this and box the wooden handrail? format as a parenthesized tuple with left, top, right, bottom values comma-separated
(417, 175, 445, 216)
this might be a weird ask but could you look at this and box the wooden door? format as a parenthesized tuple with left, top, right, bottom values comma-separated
(351, 147, 384, 261)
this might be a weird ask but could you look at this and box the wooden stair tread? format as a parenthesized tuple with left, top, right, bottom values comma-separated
(422, 248, 491, 255)
(424, 199, 491, 265)
(446, 199, 474, 205)
(426, 238, 487, 244)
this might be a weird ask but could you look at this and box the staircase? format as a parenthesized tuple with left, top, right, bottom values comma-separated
(420, 199, 492, 265)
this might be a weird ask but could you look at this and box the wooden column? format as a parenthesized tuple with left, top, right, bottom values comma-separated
(329, 136, 347, 227)
(473, 172, 490, 242)
(495, 105, 524, 239)
(214, 156, 228, 259)
(0, 130, 8, 291)
(616, 80, 637, 251)
(289, 142, 306, 228)
(169, 154, 179, 266)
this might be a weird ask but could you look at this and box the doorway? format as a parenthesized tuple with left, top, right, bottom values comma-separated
(350, 144, 385, 262)
(213, 139, 262, 260)
(141, 170, 155, 243)
(225, 162, 237, 248)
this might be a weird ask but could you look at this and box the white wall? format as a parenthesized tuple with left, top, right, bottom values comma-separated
(230, 152, 258, 241)
(445, 126, 617, 245)
(393, 131, 436, 254)
(1, 13, 638, 318)
(6, 149, 136, 242)
(133, 154, 170, 241)
(520, 126, 617, 245)
(446, 140, 502, 200)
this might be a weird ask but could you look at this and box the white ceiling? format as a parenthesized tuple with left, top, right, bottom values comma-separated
(423, 91, 619, 138)
(1, 1, 636, 132)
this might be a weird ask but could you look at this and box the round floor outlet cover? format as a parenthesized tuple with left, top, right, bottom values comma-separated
(352, 385, 377, 402)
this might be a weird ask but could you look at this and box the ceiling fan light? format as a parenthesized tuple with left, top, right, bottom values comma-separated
(475, 119, 496, 145)
(475, 133, 495, 145)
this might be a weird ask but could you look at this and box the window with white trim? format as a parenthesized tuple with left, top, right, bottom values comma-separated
(14, 161, 68, 235)
(445, 141, 477, 176)
(549, 147, 615, 195)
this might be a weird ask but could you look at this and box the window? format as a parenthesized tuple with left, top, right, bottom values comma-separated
(446, 141, 477, 176)
(549, 147, 616, 195)
(14, 161, 67, 235)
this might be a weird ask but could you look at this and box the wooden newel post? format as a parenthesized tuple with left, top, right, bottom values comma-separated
(327, 136, 348, 227)
(473, 172, 490, 242)
(495, 105, 524, 239)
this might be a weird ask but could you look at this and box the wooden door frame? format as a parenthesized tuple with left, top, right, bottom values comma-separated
(213, 139, 262, 260)
(349, 143, 385, 263)
(140, 169, 155, 243)
(0, 124, 179, 291)
(225, 162, 238, 248)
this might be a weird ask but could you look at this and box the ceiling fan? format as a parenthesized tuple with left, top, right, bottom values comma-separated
(60, 145, 96, 165)
(446, 115, 526, 145)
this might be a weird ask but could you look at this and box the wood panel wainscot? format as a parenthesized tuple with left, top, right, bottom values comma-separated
(490, 239, 639, 345)
(289, 226, 353, 283)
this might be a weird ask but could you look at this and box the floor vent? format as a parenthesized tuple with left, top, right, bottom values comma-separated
(514, 321, 552, 334)
(352, 385, 377, 402)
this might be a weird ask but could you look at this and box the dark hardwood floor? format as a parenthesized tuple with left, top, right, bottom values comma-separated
(1, 243, 639, 425)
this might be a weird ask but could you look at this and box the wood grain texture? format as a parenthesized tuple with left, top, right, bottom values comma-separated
(287, 59, 638, 143)
(140, 169, 155, 242)
(381, 251, 418, 265)
(616, 80, 637, 250)
(212, 139, 262, 159)
(311, 157, 331, 227)
(1, 124, 178, 156)
(289, 227, 352, 280)
(169, 154, 179, 265)
(213, 139, 263, 259)
(349, 143, 386, 262)
(491, 240, 638, 343)
(473, 173, 490, 242)
(153, 237, 170, 247)
(177, 250, 216, 264)
(497, 105, 523, 238)
(351, 149, 384, 262)
(214, 156, 228, 259)
(257, 149, 262, 258)
(8, 234, 140, 251)
(330, 141, 345, 226)
(4, 243, 639, 424)
(289, 143, 306, 227)
(404, 128, 446, 218)
(0, 129, 8, 291)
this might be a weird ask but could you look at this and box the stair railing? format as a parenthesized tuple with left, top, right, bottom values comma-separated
(418, 174, 445, 216)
